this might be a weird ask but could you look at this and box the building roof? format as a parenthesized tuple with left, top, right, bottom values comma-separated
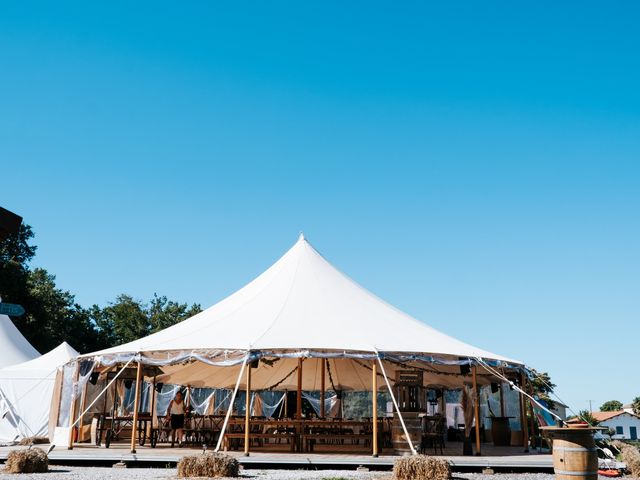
(568, 410, 640, 423)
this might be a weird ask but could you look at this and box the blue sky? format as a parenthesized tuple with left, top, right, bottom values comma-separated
(2, 1, 639, 413)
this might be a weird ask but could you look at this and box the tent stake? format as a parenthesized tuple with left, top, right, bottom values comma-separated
(244, 363, 252, 456)
(214, 355, 249, 452)
(130, 361, 143, 453)
(372, 359, 378, 457)
(375, 354, 417, 455)
(472, 365, 482, 456)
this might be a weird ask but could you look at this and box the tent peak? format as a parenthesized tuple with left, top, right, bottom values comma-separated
(297, 231, 306, 242)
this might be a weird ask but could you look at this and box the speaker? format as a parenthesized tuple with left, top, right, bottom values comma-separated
(491, 382, 499, 393)
(124, 379, 133, 389)
(89, 372, 99, 385)
(0, 207, 22, 240)
(155, 382, 164, 393)
(250, 359, 259, 369)
(459, 364, 470, 376)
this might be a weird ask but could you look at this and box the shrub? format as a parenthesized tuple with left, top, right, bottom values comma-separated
(177, 452, 239, 478)
(393, 454, 451, 480)
(5, 448, 49, 474)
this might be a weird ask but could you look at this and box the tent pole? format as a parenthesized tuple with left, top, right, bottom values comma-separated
(472, 366, 482, 456)
(283, 390, 288, 418)
(67, 361, 80, 450)
(522, 372, 532, 451)
(375, 354, 417, 455)
(150, 376, 157, 419)
(296, 358, 303, 419)
(320, 358, 326, 418)
(244, 364, 252, 456)
(78, 379, 89, 441)
(372, 359, 378, 457)
(526, 377, 535, 437)
(130, 361, 143, 454)
(214, 355, 249, 452)
(520, 373, 529, 453)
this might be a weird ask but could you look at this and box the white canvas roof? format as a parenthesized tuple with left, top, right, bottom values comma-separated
(0, 313, 39, 369)
(89, 235, 520, 365)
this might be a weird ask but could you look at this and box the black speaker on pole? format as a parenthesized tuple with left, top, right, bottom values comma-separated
(491, 382, 499, 393)
(459, 363, 470, 376)
(0, 207, 22, 240)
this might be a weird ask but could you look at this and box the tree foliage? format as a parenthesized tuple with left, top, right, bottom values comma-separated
(0, 223, 200, 353)
(600, 400, 623, 412)
(632, 397, 640, 416)
(528, 369, 556, 410)
(577, 409, 599, 426)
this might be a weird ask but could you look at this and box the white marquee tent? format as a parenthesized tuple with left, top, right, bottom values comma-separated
(0, 342, 78, 443)
(62, 235, 529, 454)
(0, 313, 39, 369)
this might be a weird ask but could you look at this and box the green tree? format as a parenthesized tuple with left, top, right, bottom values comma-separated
(578, 410, 599, 426)
(90, 293, 202, 347)
(148, 294, 201, 333)
(529, 369, 556, 410)
(600, 400, 623, 412)
(632, 397, 640, 416)
(97, 294, 149, 345)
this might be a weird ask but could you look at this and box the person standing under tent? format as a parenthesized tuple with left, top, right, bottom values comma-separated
(166, 391, 186, 447)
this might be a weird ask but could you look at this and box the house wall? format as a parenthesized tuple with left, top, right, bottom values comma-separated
(600, 413, 640, 440)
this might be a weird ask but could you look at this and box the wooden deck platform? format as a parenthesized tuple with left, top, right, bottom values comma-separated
(0, 442, 555, 471)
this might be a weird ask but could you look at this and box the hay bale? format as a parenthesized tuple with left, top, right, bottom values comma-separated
(393, 454, 451, 480)
(17, 436, 49, 446)
(177, 452, 239, 478)
(613, 441, 640, 477)
(5, 448, 49, 474)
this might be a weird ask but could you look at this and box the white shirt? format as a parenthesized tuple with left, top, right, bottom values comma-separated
(170, 400, 185, 415)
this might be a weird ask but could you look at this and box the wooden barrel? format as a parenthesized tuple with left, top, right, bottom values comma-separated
(549, 428, 598, 480)
(391, 412, 422, 454)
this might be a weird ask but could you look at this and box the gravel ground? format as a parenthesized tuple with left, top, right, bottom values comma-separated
(0, 468, 562, 480)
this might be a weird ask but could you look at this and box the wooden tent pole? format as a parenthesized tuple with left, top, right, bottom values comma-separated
(244, 364, 252, 456)
(519, 373, 529, 452)
(150, 376, 157, 419)
(525, 375, 535, 448)
(130, 361, 143, 453)
(296, 358, 303, 419)
(372, 359, 378, 457)
(67, 361, 81, 449)
(283, 389, 288, 418)
(78, 378, 89, 440)
(320, 358, 326, 418)
(472, 366, 482, 456)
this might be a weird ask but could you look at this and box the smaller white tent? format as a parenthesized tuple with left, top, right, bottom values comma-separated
(0, 313, 39, 369)
(0, 342, 78, 443)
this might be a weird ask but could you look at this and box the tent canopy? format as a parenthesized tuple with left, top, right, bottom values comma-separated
(0, 342, 78, 442)
(0, 313, 39, 369)
(0, 342, 78, 378)
(86, 235, 520, 367)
